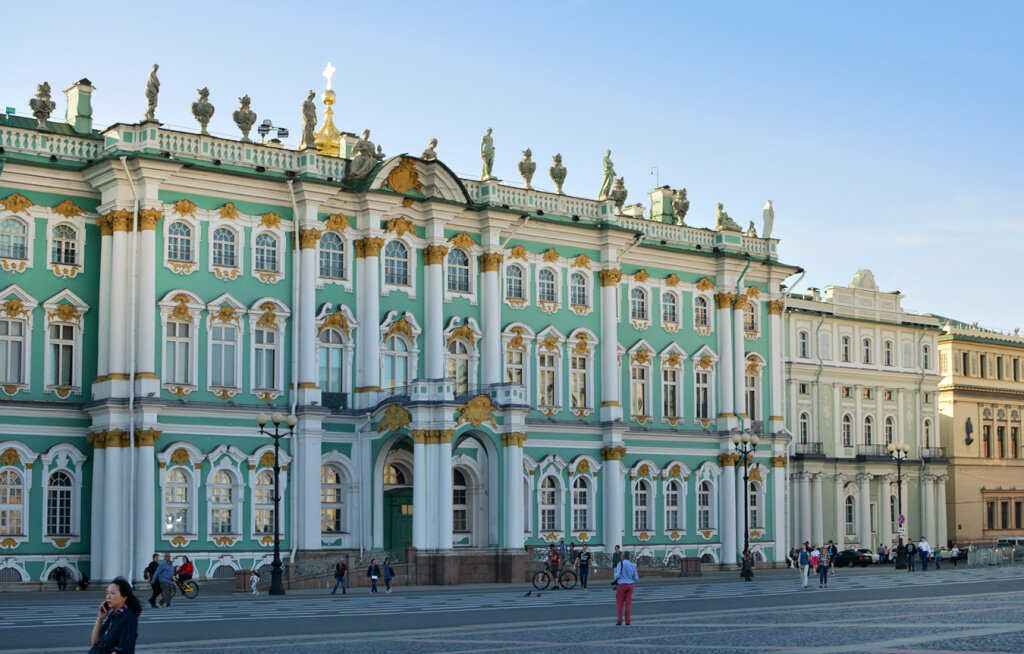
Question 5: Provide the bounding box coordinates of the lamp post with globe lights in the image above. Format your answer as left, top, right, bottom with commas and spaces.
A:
256, 411, 297, 595
888, 442, 910, 570
730, 431, 760, 564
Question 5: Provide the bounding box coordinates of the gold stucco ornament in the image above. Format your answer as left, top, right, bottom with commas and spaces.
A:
456, 395, 498, 429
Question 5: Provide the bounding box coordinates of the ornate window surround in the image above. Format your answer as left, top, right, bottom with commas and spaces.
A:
0, 285, 37, 395
566, 328, 597, 418
247, 444, 291, 543
0, 441, 38, 547
45, 217, 87, 279
443, 316, 482, 392
535, 326, 565, 416
158, 290, 204, 396
503, 260, 530, 310
316, 229, 354, 291
442, 244, 479, 305
320, 451, 356, 544
691, 344, 719, 427
163, 215, 199, 275
379, 310, 422, 388
502, 323, 534, 399
39, 443, 87, 548
247, 297, 291, 401
156, 442, 204, 548
380, 233, 420, 299
661, 461, 690, 538
315, 303, 358, 397
42, 290, 89, 398
205, 294, 246, 399
208, 217, 241, 281
628, 340, 655, 424
205, 445, 247, 544
658, 344, 687, 425
0, 212, 34, 273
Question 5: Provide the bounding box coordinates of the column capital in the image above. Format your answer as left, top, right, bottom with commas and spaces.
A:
355, 237, 385, 258
424, 244, 449, 265
299, 228, 323, 249
501, 432, 527, 447
857, 472, 873, 482
770, 455, 787, 467
86, 431, 108, 450
601, 445, 627, 461
718, 453, 741, 467
137, 208, 162, 231
481, 252, 504, 272
714, 292, 736, 309
834, 473, 847, 484
768, 300, 784, 315
598, 268, 622, 287
106, 209, 133, 232
95, 215, 113, 236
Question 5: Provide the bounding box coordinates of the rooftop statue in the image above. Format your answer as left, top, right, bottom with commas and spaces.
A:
762, 200, 774, 240
671, 188, 690, 225
143, 64, 160, 122
714, 203, 741, 232
300, 90, 317, 149
348, 129, 384, 179
518, 148, 536, 189
746, 221, 757, 237
29, 82, 56, 130
191, 87, 215, 136
549, 154, 567, 194
480, 127, 495, 180
421, 138, 438, 161
609, 177, 628, 211
598, 150, 615, 200
233, 95, 257, 143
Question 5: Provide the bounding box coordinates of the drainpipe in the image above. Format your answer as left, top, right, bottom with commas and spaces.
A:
499, 215, 530, 249
120, 156, 139, 581
286, 180, 300, 564
731, 257, 752, 429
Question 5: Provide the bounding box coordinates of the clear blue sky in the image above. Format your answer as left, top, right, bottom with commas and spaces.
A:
3, 1, 1021, 329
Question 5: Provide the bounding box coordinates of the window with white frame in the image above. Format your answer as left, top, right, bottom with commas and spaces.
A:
209, 469, 235, 534
845, 496, 856, 535
447, 249, 470, 293
452, 469, 468, 532
384, 241, 409, 286
569, 272, 588, 308
662, 292, 678, 325
163, 468, 190, 534
630, 288, 648, 321
212, 227, 237, 268
665, 479, 683, 531
890, 495, 898, 531
254, 470, 274, 534
884, 340, 894, 366
47, 323, 75, 387
165, 320, 192, 384
571, 476, 590, 531
694, 295, 710, 330
506, 346, 524, 384
743, 301, 757, 332
633, 479, 651, 531
45, 471, 72, 536
662, 365, 680, 420
799, 412, 810, 444
382, 335, 411, 390
539, 476, 559, 531
697, 480, 714, 529
745, 372, 758, 420
631, 362, 649, 418
903, 342, 913, 368
51, 225, 77, 266
922, 345, 931, 370
842, 414, 853, 447
862, 337, 872, 364
924, 419, 933, 447
166, 221, 193, 262
538, 351, 557, 407
695, 370, 711, 421
538, 269, 557, 303
210, 324, 238, 388
0, 218, 28, 260
506, 264, 525, 300
0, 318, 26, 384
819, 332, 832, 360
798, 331, 810, 358
864, 415, 874, 445
255, 233, 278, 272
321, 464, 345, 533
748, 481, 763, 528
447, 340, 470, 396
318, 328, 346, 393
885, 416, 895, 444
253, 327, 277, 390
319, 232, 345, 279
570, 351, 588, 411
841, 335, 852, 362
0, 469, 24, 536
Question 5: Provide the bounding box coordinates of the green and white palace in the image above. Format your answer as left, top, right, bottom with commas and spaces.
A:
0, 73, 808, 585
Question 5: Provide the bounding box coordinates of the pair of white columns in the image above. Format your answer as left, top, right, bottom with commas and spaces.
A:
411, 432, 454, 550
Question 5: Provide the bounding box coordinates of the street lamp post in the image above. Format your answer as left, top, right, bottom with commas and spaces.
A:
730, 431, 760, 565
888, 442, 910, 570
256, 411, 297, 596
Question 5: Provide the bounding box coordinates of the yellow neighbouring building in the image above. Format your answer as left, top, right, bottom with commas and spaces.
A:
936, 319, 1024, 546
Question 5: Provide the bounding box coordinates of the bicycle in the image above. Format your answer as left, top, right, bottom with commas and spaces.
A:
165, 575, 199, 600
532, 567, 577, 591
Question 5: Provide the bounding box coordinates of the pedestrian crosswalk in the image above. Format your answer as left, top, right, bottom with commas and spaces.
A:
3, 567, 1021, 630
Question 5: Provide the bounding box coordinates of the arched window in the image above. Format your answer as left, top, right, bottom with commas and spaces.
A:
163, 468, 190, 535
630, 288, 647, 321
0, 317, 25, 385
694, 296, 709, 329
841, 336, 852, 362
321, 465, 345, 533
569, 272, 588, 308
844, 496, 856, 535
743, 302, 756, 332
209, 470, 234, 534
799, 412, 810, 444
255, 233, 278, 272
51, 224, 77, 265
0, 469, 24, 536
506, 264, 524, 300
885, 417, 895, 445
571, 476, 590, 531
883, 340, 894, 367
212, 227, 237, 267
384, 241, 409, 286
662, 292, 678, 325
447, 339, 470, 396
0, 218, 28, 259
665, 479, 683, 531
381, 335, 411, 390
862, 338, 872, 364
167, 221, 192, 262
447, 249, 470, 293
922, 345, 931, 370
538, 269, 557, 303
452, 469, 468, 533
319, 232, 345, 279
382, 465, 406, 486
254, 470, 274, 534
539, 476, 559, 531
318, 328, 346, 393
633, 479, 651, 531
697, 480, 714, 530
842, 414, 853, 447
864, 415, 874, 445
45, 471, 72, 536
748, 481, 763, 528
798, 331, 809, 358
49, 323, 75, 387
924, 419, 933, 447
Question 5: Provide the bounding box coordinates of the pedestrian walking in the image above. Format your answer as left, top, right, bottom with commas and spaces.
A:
918, 537, 930, 571
951, 545, 960, 568
367, 559, 380, 593
331, 557, 347, 595
828, 540, 838, 575
55, 566, 68, 591
382, 557, 395, 594
741, 549, 754, 581
799, 543, 810, 589
810, 544, 820, 569
578, 545, 591, 589
90, 577, 141, 654
143, 554, 160, 608
250, 570, 260, 596
933, 544, 942, 569
906, 539, 917, 572
612, 544, 622, 569
154, 553, 174, 609
817, 548, 831, 588
613, 551, 639, 626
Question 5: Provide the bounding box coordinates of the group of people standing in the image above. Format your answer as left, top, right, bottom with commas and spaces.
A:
546, 539, 594, 589
794, 541, 839, 589
142, 553, 192, 609
329, 556, 395, 595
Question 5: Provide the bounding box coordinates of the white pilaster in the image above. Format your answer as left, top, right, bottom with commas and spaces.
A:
436, 437, 453, 550
732, 303, 746, 420
294, 417, 322, 549
922, 473, 935, 546
95, 225, 112, 384
599, 273, 621, 421
423, 251, 445, 379
879, 474, 892, 547
811, 473, 824, 547
858, 473, 872, 548
834, 474, 846, 545
936, 474, 948, 547
716, 295, 734, 422
134, 218, 158, 395
296, 243, 320, 405
412, 438, 428, 549
480, 254, 502, 385
108, 226, 129, 382
720, 455, 737, 565
89, 442, 105, 581
772, 461, 787, 561
103, 442, 123, 579
768, 305, 784, 429
798, 472, 810, 544
502, 436, 524, 547
601, 452, 624, 550
355, 239, 382, 407
133, 439, 155, 582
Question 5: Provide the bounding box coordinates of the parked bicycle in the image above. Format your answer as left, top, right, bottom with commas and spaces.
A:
164, 574, 199, 600
532, 566, 577, 591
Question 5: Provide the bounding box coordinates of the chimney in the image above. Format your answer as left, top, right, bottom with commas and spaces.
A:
64, 79, 95, 134
648, 186, 673, 223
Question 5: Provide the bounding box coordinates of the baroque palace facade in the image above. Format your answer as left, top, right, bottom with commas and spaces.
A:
0, 76, 799, 584
784, 272, 947, 552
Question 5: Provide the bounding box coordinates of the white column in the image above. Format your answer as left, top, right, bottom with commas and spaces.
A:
716, 294, 734, 420
502, 435, 524, 547
797, 472, 810, 545
599, 271, 622, 421
133, 434, 156, 582
732, 302, 746, 420
772, 460, 787, 562
811, 473, 824, 547
103, 437, 124, 579
95, 220, 112, 382
294, 418, 322, 550
108, 217, 130, 381
412, 435, 428, 549
601, 452, 624, 550
936, 474, 948, 547
897, 388, 906, 444
922, 473, 935, 546
854, 384, 863, 447
879, 474, 892, 548
423, 246, 446, 379
858, 473, 872, 548
480, 253, 503, 385
834, 474, 846, 545
436, 434, 454, 550
355, 238, 382, 406
768, 303, 784, 428
134, 214, 158, 395
89, 436, 106, 581
736, 461, 746, 554
297, 235, 320, 405
720, 455, 737, 565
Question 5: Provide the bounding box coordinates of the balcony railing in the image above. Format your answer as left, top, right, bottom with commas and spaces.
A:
922, 446, 947, 459
794, 442, 823, 455
857, 444, 890, 457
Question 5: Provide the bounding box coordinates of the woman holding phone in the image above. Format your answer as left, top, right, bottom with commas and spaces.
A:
90, 577, 141, 653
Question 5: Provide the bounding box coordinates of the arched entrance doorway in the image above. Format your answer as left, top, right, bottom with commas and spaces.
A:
452, 432, 500, 547
381, 442, 413, 551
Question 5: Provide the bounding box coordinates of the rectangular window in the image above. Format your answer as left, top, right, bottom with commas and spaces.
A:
695, 371, 710, 420
0, 319, 25, 384
1016, 501, 1023, 529
842, 386, 852, 398
798, 383, 809, 395
46, 482, 72, 536
211, 509, 232, 534
980, 355, 987, 378
1012, 427, 1020, 459
211, 325, 237, 388
962, 352, 970, 376
863, 388, 872, 400
666, 486, 679, 530
452, 487, 467, 532
254, 328, 277, 390
998, 426, 1006, 458
631, 366, 647, 418
538, 353, 556, 407
983, 425, 992, 458
572, 484, 588, 531
745, 374, 757, 421
505, 349, 524, 384
987, 501, 995, 529
48, 324, 75, 387
165, 321, 191, 384
662, 367, 679, 419
1001, 501, 1010, 529
570, 355, 587, 410
884, 390, 893, 401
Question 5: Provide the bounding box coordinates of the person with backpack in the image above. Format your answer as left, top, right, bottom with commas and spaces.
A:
799, 543, 810, 589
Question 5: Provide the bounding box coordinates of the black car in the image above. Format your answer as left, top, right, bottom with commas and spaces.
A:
833, 549, 873, 567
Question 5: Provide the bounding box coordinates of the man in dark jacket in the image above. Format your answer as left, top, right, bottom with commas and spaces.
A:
144, 553, 160, 608
331, 557, 347, 595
